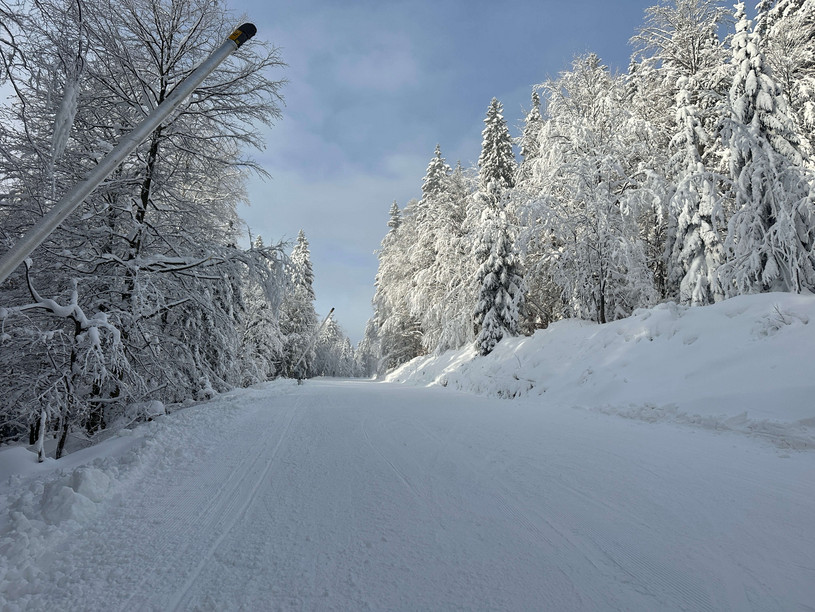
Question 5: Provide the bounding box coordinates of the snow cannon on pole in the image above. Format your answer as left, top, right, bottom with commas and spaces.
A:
0, 23, 258, 286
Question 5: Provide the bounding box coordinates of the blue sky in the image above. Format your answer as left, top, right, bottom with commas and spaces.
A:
237, 0, 664, 342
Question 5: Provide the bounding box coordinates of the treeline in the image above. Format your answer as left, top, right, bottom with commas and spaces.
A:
360, 0, 815, 374
0, 0, 355, 458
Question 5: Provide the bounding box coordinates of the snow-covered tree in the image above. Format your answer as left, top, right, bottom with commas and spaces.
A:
514, 90, 563, 332
631, 0, 732, 79
280, 230, 318, 378
0, 262, 140, 459
522, 55, 657, 324
425, 162, 479, 352
473, 194, 524, 356
408, 146, 479, 354
408, 146, 451, 350
517, 91, 544, 183
719, 2, 815, 294
478, 98, 517, 193
313, 319, 356, 378
473, 98, 523, 355
371, 202, 423, 371
757, 0, 815, 156
628, 0, 732, 151
238, 235, 286, 385
0, 0, 288, 450
290, 230, 316, 301
628, 0, 732, 299
421, 144, 451, 201
668, 77, 726, 304
355, 318, 381, 378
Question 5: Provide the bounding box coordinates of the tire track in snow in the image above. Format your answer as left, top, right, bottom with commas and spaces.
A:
162, 401, 300, 611
489, 469, 717, 611
360, 417, 425, 502
108, 397, 299, 611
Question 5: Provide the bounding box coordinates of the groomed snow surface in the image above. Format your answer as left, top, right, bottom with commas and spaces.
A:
1, 293, 814, 611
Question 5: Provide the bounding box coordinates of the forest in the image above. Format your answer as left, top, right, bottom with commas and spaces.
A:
360, 0, 815, 373
0, 0, 356, 459
1, 0, 813, 458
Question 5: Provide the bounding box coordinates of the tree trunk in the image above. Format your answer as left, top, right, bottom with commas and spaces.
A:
55, 417, 69, 460
85, 382, 107, 435
36, 408, 47, 463
57, 317, 82, 460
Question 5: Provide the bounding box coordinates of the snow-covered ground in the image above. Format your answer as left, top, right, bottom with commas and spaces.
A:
0, 293, 814, 610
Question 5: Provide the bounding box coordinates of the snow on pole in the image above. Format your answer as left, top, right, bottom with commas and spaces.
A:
0, 23, 258, 286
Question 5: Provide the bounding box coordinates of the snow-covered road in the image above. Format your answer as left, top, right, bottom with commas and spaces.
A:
3, 378, 814, 611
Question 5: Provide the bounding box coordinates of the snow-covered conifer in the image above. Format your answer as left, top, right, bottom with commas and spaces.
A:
669, 78, 726, 305
313, 320, 356, 377
473, 99, 523, 355
410, 146, 451, 305
759, 0, 815, 154
517, 91, 544, 183
421, 145, 452, 201
478, 98, 517, 193
628, 0, 732, 300
290, 230, 316, 302
280, 230, 318, 378
411, 146, 479, 354
473, 196, 524, 356
719, 2, 815, 294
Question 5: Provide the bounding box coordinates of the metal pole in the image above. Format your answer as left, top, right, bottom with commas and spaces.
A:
292, 307, 335, 377
0, 23, 258, 285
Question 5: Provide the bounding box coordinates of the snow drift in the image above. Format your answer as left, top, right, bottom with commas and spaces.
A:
387, 293, 815, 448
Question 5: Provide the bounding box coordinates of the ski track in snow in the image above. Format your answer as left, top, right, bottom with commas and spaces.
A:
1, 378, 814, 611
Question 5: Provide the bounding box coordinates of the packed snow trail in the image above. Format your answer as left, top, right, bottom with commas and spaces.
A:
2, 379, 814, 611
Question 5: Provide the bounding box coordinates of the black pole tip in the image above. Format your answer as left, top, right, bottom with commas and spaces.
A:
229, 23, 257, 48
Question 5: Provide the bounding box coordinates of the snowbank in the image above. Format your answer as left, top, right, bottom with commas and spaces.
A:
387, 293, 815, 448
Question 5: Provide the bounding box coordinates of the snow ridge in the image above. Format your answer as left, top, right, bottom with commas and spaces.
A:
387, 293, 815, 449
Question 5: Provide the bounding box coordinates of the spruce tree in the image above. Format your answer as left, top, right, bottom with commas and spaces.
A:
629, 0, 731, 301
478, 98, 517, 193
421, 145, 452, 201
669, 78, 726, 305
517, 91, 544, 183
281, 230, 318, 378
411, 145, 451, 292
473, 98, 523, 356
474, 199, 523, 356
290, 230, 316, 302
719, 2, 815, 294
387, 200, 401, 233
759, 0, 815, 153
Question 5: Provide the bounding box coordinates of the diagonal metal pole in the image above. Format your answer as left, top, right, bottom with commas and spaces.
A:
0, 23, 258, 285
291, 307, 335, 378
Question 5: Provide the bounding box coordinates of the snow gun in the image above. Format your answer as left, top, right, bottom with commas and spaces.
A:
0, 23, 258, 285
